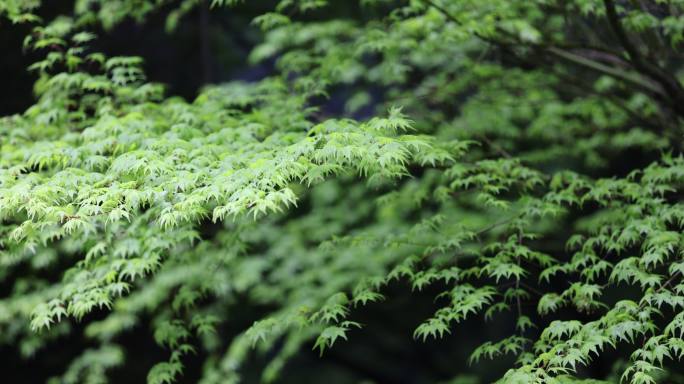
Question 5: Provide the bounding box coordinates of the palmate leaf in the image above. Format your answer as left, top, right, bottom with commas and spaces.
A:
312, 326, 345, 354
414, 317, 451, 342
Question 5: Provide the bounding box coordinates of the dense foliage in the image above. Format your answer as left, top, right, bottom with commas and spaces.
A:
3, 0, 684, 383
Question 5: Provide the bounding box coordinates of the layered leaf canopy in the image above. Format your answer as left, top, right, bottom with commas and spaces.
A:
2, 0, 684, 383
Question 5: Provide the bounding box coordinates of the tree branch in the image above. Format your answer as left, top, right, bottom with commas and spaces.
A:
603, 0, 684, 115
545, 46, 664, 95
423, 0, 666, 97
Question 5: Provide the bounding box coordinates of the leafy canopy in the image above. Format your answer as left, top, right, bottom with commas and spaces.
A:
2, 0, 684, 383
